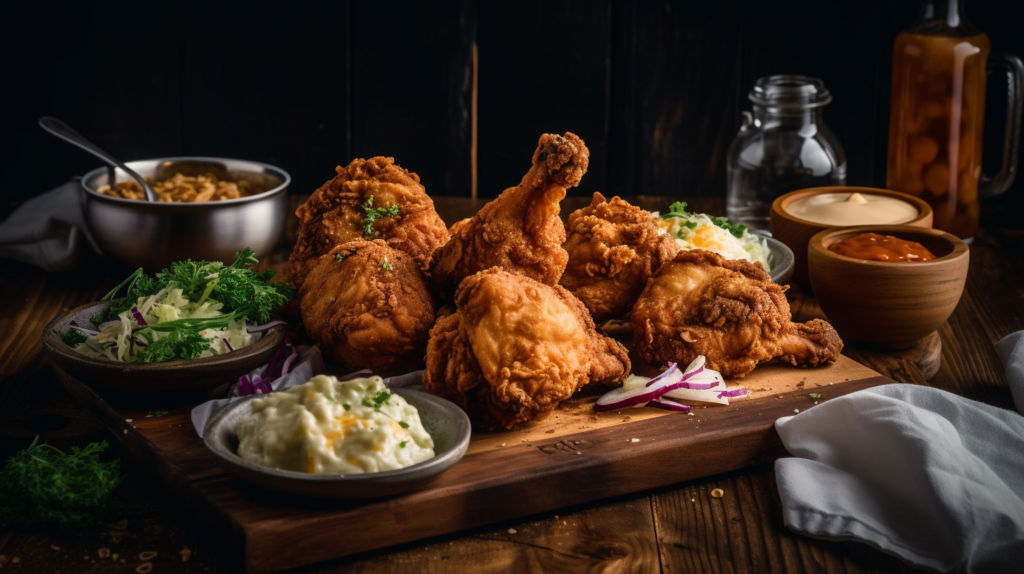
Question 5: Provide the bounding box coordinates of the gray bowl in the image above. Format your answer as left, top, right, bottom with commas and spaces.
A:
765, 237, 794, 284
203, 387, 471, 499
80, 157, 290, 271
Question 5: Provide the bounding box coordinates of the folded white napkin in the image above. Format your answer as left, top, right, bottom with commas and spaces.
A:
775, 355, 1024, 574
997, 331, 1024, 415
0, 180, 102, 271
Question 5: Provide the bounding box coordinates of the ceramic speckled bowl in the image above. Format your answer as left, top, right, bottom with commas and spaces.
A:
203, 387, 471, 499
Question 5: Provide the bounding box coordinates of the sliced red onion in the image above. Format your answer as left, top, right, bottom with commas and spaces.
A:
69, 323, 100, 336
280, 345, 298, 376
717, 388, 748, 399
596, 365, 683, 411
642, 363, 682, 388
237, 374, 254, 396
223, 338, 235, 352
262, 343, 297, 383
648, 397, 692, 412
663, 386, 730, 406
252, 375, 272, 394
130, 306, 148, 326
246, 320, 287, 333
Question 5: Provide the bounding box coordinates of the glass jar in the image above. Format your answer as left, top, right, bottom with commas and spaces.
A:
726, 75, 847, 230
886, 0, 1023, 240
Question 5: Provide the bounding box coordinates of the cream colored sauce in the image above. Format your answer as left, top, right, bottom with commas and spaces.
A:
785, 192, 919, 226
234, 375, 434, 475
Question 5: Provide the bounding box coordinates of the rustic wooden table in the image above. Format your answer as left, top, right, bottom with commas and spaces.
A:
1, 196, 1020, 573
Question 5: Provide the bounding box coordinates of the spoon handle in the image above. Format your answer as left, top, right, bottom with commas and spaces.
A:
38, 116, 158, 202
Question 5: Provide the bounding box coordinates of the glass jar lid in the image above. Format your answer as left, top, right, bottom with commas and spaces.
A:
749, 75, 832, 110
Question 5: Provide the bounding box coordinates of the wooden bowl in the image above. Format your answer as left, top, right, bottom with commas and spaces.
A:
771, 187, 933, 285
807, 225, 968, 349
42, 300, 287, 395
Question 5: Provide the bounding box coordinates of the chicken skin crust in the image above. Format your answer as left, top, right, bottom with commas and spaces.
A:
561, 193, 679, 322
429, 132, 589, 299
300, 239, 436, 377
288, 157, 448, 290
632, 250, 842, 378
424, 268, 631, 430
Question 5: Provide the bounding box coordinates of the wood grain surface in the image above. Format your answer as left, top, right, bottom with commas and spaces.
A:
1, 197, 1021, 574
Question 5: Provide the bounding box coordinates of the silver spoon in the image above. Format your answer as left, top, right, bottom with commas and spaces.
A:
38, 116, 159, 202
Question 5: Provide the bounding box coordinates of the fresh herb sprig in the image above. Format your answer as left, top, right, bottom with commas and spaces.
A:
707, 215, 749, 239
0, 438, 126, 529
661, 201, 749, 239
60, 328, 87, 348
360, 195, 400, 238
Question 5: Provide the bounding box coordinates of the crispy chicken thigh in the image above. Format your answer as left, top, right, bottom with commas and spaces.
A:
429, 132, 589, 299
561, 193, 679, 322
424, 268, 630, 430
300, 239, 436, 376
632, 250, 842, 378
288, 157, 448, 290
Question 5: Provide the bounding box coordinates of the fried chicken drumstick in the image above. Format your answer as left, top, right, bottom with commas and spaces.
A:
300, 239, 436, 376
424, 268, 630, 430
632, 250, 842, 378
429, 132, 589, 299
561, 193, 679, 322
288, 157, 448, 290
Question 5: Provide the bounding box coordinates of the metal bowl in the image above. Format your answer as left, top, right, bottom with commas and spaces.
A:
81, 157, 290, 271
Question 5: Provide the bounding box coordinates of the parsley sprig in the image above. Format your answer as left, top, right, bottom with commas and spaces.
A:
0, 438, 126, 528
60, 328, 87, 348
360, 195, 400, 238
661, 201, 749, 239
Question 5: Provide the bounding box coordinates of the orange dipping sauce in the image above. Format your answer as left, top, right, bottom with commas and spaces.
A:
829, 233, 937, 263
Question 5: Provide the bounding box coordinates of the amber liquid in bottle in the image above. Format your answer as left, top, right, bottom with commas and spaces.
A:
886, 31, 989, 238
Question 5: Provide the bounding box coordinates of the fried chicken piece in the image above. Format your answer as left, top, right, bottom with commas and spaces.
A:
429, 132, 589, 298
300, 239, 436, 376
632, 250, 842, 378
560, 193, 679, 322
424, 268, 630, 430
288, 157, 448, 290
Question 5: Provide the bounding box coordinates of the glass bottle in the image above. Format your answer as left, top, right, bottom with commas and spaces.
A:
886, 0, 1023, 239
727, 75, 847, 231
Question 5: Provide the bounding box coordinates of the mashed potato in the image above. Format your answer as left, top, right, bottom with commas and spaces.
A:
235, 375, 434, 475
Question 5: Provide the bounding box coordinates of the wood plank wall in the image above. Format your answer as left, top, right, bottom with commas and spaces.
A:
5, 0, 1022, 206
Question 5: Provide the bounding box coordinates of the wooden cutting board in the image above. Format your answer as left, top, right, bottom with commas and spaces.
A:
55, 355, 889, 573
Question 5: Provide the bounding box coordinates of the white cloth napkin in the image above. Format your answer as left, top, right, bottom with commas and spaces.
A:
997, 331, 1024, 415
774, 338, 1024, 574
189, 344, 425, 438
0, 180, 102, 271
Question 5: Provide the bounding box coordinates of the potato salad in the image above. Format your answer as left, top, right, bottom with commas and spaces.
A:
235, 375, 434, 475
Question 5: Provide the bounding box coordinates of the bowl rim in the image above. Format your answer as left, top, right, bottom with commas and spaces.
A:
80, 156, 292, 207
41, 298, 288, 373
772, 186, 934, 229
203, 387, 472, 484
809, 224, 969, 268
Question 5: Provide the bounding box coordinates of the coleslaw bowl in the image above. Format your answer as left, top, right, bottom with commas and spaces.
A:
42, 299, 286, 396
80, 157, 290, 272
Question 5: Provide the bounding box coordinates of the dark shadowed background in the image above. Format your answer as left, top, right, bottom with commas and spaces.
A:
3, 0, 1022, 211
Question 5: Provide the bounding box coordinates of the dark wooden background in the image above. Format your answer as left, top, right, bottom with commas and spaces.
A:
4, 0, 1023, 207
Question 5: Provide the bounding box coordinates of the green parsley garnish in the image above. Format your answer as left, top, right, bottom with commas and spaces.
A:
134, 329, 208, 363
399, 421, 410, 429
336, 253, 345, 263
360, 195, 400, 238
660, 201, 690, 219
399, 441, 408, 448
808, 393, 822, 399
684, 221, 698, 230
60, 328, 87, 348
343, 404, 351, 411
145, 410, 169, 418
380, 257, 393, 271
708, 215, 748, 239
361, 390, 392, 412
0, 438, 126, 528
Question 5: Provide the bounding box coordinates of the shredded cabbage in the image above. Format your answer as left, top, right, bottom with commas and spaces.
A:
653, 208, 772, 270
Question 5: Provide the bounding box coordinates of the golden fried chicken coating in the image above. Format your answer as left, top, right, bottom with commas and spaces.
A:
632, 250, 842, 378
429, 132, 589, 299
288, 157, 448, 290
424, 268, 630, 430
560, 193, 679, 322
300, 239, 436, 376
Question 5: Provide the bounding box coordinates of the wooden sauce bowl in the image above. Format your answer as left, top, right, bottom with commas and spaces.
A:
808, 225, 968, 349
771, 187, 933, 285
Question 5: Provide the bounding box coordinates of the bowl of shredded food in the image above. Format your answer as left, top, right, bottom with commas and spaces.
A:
653, 202, 793, 284
42, 249, 293, 394
80, 157, 290, 271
